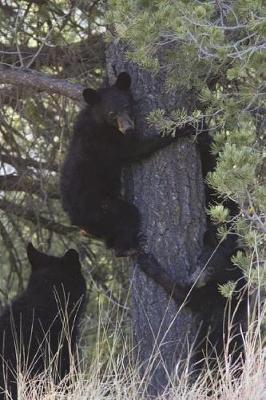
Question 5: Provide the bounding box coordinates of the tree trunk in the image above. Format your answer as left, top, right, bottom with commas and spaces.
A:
106, 41, 206, 395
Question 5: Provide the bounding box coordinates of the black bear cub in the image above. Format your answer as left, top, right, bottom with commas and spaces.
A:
60, 72, 175, 256
0, 243, 86, 400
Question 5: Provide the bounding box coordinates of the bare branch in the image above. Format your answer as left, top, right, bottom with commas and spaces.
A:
0, 220, 24, 292
0, 152, 58, 172
0, 175, 59, 199
0, 38, 104, 69
0, 65, 84, 101
0, 2, 16, 17
0, 198, 76, 235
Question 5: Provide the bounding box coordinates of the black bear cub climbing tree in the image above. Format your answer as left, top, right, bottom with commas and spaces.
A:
60, 72, 178, 256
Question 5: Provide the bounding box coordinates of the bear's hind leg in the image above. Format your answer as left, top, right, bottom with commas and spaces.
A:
103, 198, 142, 256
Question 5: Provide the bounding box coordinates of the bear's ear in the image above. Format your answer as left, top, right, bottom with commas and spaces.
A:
82, 88, 101, 105
115, 72, 131, 91
27, 242, 45, 271
63, 249, 81, 272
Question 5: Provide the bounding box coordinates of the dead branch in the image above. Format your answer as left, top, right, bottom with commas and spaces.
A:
0, 38, 104, 70
0, 198, 76, 235
0, 65, 83, 101
0, 152, 58, 172
0, 175, 59, 199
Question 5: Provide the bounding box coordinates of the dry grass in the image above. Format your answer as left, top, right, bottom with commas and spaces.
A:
11, 340, 265, 400
2, 300, 266, 399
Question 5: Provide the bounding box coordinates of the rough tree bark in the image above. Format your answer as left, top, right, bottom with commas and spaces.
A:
106, 41, 206, 394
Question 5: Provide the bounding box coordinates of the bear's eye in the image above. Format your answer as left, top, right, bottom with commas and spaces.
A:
108, 111, 116, 118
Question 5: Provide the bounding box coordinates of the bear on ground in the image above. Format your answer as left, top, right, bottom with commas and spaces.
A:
60, 72, 179, 257
0, 243, 86, 400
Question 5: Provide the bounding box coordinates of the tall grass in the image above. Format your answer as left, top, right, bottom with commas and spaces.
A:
3, 297, 266, 400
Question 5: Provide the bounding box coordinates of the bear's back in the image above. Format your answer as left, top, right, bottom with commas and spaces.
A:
0, 245, 86, 399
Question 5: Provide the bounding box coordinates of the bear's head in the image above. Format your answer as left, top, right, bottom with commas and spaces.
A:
26, 242, 86, 304
82, 72, 134, 134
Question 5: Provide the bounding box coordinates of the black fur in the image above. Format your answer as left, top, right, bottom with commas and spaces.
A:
190, 234, 247, 367
136, 242, 246, 365
60, 72, 176, 256
0, 243, 86, 400
185, 127, 247, 365
197, 139, 245, 363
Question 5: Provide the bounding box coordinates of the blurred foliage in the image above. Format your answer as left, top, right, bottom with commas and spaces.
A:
108, 0, 266, 295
